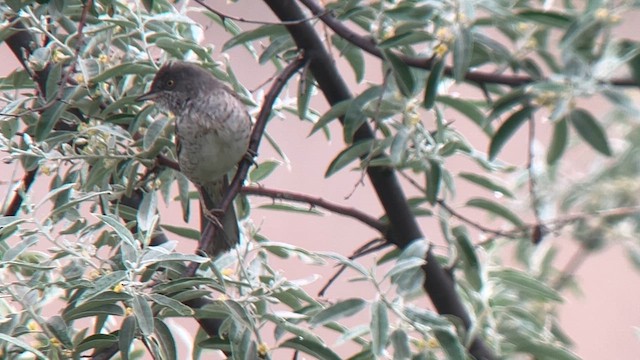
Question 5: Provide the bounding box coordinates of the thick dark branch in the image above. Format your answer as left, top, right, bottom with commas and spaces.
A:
298, 0, 638, 88
264, 1, 495, 359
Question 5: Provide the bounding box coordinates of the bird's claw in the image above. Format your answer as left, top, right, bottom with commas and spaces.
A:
204, 209, 224, 229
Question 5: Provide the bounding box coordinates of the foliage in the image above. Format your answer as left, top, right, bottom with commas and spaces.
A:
0, 0, 639, 359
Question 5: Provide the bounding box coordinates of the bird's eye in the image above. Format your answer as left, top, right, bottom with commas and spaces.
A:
166, 79, 175, 87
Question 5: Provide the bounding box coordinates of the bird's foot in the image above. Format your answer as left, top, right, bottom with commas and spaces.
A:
244, 149, 258, 166
204, 208, 224, 229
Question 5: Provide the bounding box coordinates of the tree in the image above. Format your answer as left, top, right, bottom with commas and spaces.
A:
1, 0, 639, 359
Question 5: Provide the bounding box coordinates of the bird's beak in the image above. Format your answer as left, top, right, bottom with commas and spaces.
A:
136, 90, 159, 102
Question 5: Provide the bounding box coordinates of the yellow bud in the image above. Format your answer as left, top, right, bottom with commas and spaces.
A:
257, 342, 269, 356
40, 165, 52, 176
436, 28, 452, 42
113, 282, 125, 293
434, 43, 449, 58
594, 8, 609, 21
52, 49, 69, 63
27, 321, 39, 331
217, 294, 229, 301
125, 307, 133, 316
427, 337, 439, 348
221, 268, 234, 276
98, 54, 109, 63
74, 73, 84, 83
88, 269, 101, 279
50, 337, 61, 347
525, 38, 538, 50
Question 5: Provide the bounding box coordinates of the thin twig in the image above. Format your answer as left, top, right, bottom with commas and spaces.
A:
552, 245, 588, 290
241, 185, 386, 232
194, 0, 327, 26
437, 199, 521, 239
526, 113, 546, 244
318, 238, 389, 297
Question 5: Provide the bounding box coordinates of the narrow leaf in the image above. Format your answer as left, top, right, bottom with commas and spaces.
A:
547, 118, 569, 165
370, 300, 389, 357
132, 294, 154, 336
488, 106, 535, 160
384, 49, 416, 97
569, 108, 611, 156
491, 269, 563, 302
423, 58, 446, 109
325, 140, 373, 177
280, 337, 341, 360
119, 316, 136, 360
466, 197, 526, 228
458, 172, 514, 198
309, 298, 367, 327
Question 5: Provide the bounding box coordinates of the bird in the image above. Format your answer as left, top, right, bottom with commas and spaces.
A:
137, 61, 251, 257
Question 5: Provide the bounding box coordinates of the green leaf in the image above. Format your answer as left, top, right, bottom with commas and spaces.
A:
46, 316, 73, 349
390, 329, 411, 360
132, 294, 154, 336
160, 224, 199, 241
452, 226, 482, 290
426, 159, 441, 204
325, 139, 373, 177
343, 86, 384, 143
458, 172, 514, 198
150, 294, 194, 316
280, 337, 341, 360
390, 127, 409, 165
75, 334, 118, 354
383, 49, 416, 97
96, 214, 135, 244
512, 337, 580, 360
309, 298, 367, 327
263, 314, 323, 344
488, 106, 535, 160
297, 70, 315, 120
491, 269, 563, 302
423, 58, 446, 109
452, 26, 473, 82
154, 318, 177, 360
119, 316, 136, 360
137, 191, 157, 232
310, 99, 351, 135
436, 95, 489, 133
0, 333, 46, 359
258, 203, 323, 215
568, 108, 611, 156
332, 35, 365, 83
489, 87, 532, 121
466, 197, 526, 228
379, 31, 434, 48
143, 117, 170, 151
547, 118, 569, 165
223, 24, 288, 51
370, 300, 389, 357
517, 10, 573, 28
434, 330, 466, 360
249, 160, 280, 182
90, 63, 156, 84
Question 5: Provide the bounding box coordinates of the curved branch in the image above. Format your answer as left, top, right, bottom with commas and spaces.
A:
241, 185, 386, 232
298, 0, 638, 88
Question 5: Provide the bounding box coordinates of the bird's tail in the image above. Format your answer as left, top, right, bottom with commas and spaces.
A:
198, 176, 240, 257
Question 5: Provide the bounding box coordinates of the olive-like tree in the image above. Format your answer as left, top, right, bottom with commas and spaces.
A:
1, 0, 639, 359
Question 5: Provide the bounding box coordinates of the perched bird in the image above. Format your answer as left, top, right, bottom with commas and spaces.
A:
137, 61, 251, 256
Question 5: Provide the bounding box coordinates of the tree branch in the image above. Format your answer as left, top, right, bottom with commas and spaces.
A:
241, 185, 387, 232
263, 1, 495, 358
298, 0, 638, 88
